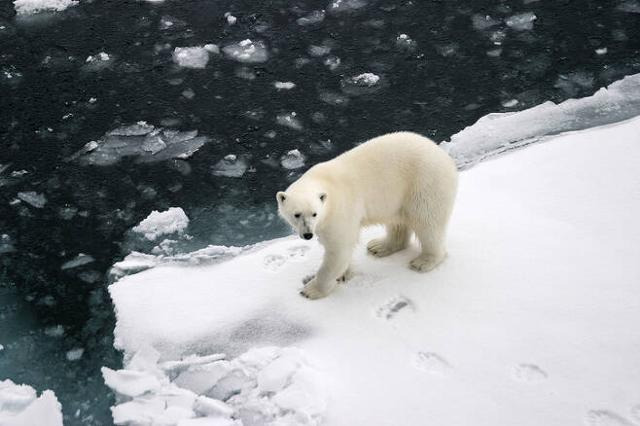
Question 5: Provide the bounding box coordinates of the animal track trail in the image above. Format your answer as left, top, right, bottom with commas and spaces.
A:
375, 295, 413, 320
287, 245, 310, 260
512, 363, 548, 383
585, 410, 634, 426
412, 352, 451, 376
263, 254, 286, 271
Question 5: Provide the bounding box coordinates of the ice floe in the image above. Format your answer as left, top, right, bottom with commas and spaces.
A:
107, 115, 640, 426
274, 81, 296, 90
13, 0, 77, 15
276, 112, 303, 131
173, 45, 218, 69
505, 12, 537, 31
16, 191, 47, 208
297, 10, 325, 26
0, 380, 63, 426
132, 208, 190, 241
222, 40, 269, 64
69, 122, 209, 166
280, 149, 306, 169
443, 72, 640, 168
211, 154, 249, 178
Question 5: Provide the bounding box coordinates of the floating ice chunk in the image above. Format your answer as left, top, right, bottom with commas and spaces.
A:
443, 73, 640, 168
83, 52, 113, 71
13, 0, 77, 15
280, 149, 306, 169
71, 122, 209, 165
297, 10, 325, 26
502, 99, 519, 108
17, 191, 47, 208
505, 12, 537, 31
319, 91, 349, 107
0, 234, 15, 255
323, 56, 341, 70
222, 39, 269, 64
274, 81, 296, 90
235, 66, 256, 80
133, 207, 189, 241
173, 46, 214, 69
341, 73, 384, 95
395, 33, 417, 51
211, 154, 249, 178
327, 0, 367, 14
554, 71, 594, 96
66, 348, 84, 361
472, 14, 501, 30
276, 112, 303, 131
308, 45, 331, 57
101, 367, 162, 397
595, 47, 608, 55
0, 381, 63, 426
224, 12, 237, 25
61, 253, 95, 270
44, 325, 65, 337
617, 0, 640, 13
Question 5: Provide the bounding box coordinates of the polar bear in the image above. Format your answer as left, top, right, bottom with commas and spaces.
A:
276, 131, 458, 299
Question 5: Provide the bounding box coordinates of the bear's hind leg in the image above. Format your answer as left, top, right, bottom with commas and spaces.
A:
367, 224, 410, 257
410, 225, 446, 272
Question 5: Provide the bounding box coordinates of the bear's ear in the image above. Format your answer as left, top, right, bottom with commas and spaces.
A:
319, 192, 327, 203
277, 191, 287, 204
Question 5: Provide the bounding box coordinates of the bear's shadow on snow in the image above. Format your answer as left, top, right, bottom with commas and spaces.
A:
200, 311, 312, 357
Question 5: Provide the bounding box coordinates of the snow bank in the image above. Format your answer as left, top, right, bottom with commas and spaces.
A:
13, 0, 77, 15
102, 346, 325, 426
0, 380, 63, 426
443, 72, 640, 168
108, 116, 640, 425
132, 208, 189, 241
69, 122, 209, 166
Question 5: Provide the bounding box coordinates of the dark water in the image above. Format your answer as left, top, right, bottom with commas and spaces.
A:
1, 0, 639, 423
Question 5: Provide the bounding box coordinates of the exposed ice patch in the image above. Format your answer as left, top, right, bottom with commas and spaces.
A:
17, 191, 47, 208
276, 112, 303, 131
13, 0, 77, 15
222, 40, 269, 64
224, 12, 237, 25
173, 45, 218, 69
395, 33, 417, 51
83, 52, 114, 71
443, 73, 640, 168
103, 347, 325, 426
505, 12, 537, 31
133, 208, 189, 241
0, 380, 63, 426
211, 154, 249, 178
69, 122, 209, 166
280, 150, 306, 169
297, 10, 325, 26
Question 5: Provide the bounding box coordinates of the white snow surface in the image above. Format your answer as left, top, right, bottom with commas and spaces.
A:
13, 0, 77, 15
132, 207, 189, 241
109, 116, 640, 425
0, 380, 63, 426
443, 72, 640, 168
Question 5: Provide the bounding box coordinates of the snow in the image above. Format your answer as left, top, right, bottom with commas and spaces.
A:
132, 208, 190, 241
222, 40, 269, 64
108, 114, 640, 426
70, 122, 209, 166
173, 46, 217, 69
443, 72, 640, 168
13, 0, 77, 15
0, 380, 63, 426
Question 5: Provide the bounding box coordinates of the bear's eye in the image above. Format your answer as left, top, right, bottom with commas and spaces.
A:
294, 213, 301, 219
312, 213, 317, 217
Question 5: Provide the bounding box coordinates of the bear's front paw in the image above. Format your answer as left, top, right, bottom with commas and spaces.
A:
302, 274, 315, 285
300, 278, 331, 300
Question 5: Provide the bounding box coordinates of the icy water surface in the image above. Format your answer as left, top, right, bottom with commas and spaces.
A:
1, 0, 640, 423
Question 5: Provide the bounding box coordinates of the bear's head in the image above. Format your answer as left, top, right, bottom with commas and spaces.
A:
276, 190, 327, 240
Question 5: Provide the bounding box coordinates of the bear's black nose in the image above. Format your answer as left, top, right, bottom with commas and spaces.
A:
303, 233, 313, 240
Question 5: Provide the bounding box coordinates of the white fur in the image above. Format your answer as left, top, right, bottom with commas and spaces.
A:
277, 131, 458, 299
